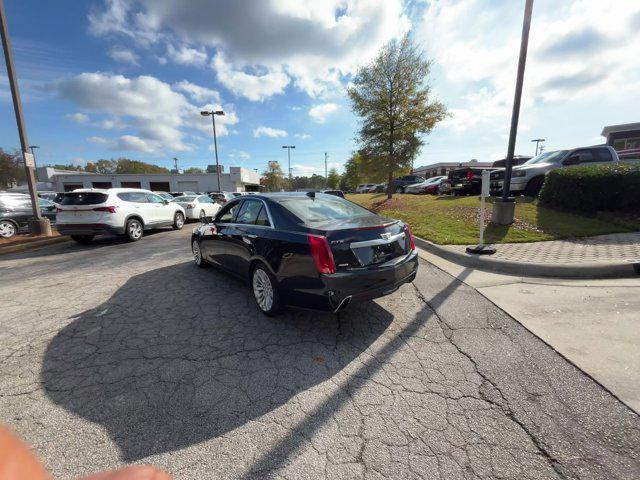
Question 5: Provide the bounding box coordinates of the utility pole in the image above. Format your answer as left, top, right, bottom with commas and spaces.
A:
1, 0, 50, 235
492, 0, 534, 226
200, 110, 224, 192
531, 138, 545, 156
173, 157, 179, 172
282, 145, 295, 189
324, 152, 328, 186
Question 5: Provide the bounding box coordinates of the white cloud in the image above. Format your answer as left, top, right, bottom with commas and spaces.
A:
212, 53, 289, 101
237, 151, 251, 160
174, 80, 220, 103
295, 133, 312, 140
55, 72, 238, 153
253, 126, 288, 138
88, 135, 109, 144
108, 47, 139, 65
66, 112, 89, 123
309, 103, 339, 123
166, 44, 208, 67
88, 0, 409, 99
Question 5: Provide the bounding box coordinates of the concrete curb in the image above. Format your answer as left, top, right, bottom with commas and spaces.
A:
0, 236, 70, 255
414, 236, 640, 279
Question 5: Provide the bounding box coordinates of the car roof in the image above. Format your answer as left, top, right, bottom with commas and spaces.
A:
69, 188, 153, 194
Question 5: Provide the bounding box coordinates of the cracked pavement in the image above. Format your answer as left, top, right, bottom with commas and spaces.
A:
0, 228, 639, 479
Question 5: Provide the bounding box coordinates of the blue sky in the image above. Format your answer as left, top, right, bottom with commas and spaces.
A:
1, 0, 639, 175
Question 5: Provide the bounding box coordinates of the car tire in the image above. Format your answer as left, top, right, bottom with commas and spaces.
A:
173, 212, 185, 230
192, 239, 207, 268
251, 263, 281, 316
525, 176, 545, 197
124, 218, 144, 242
395, 186, 404, 194
71, 234, 94, 244
0, 220, 18, 239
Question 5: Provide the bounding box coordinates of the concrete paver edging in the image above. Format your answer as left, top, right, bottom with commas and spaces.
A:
414, 236, 640, 279
0, 236, 70, 255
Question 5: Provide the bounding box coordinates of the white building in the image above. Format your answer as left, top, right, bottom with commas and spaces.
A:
36, 167, 261, 193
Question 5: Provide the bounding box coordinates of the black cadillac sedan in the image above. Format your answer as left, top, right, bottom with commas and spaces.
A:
191, 192, 418, 315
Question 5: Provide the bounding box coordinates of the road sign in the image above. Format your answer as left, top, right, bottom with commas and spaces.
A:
22, 151, 35, 168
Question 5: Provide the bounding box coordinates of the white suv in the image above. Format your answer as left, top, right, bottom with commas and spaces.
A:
56, 188, 186, 243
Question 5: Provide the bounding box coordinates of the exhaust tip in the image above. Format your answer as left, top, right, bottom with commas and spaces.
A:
333, 295, 352, 313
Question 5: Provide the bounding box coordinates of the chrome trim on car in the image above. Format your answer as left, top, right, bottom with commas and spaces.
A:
350, 232, 405, 249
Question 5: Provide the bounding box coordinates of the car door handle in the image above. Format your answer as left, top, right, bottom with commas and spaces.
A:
243, 234, 258, 239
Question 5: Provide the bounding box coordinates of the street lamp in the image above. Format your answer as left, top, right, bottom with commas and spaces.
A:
282, 145, 295, 188
29, 145, 39, 165
492, 0, 534, 226
531, 138, 545, 156
201, 110, 224, 192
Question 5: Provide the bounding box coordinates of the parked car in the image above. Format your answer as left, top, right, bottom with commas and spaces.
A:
169, 191, 196, 198
172, 194, 221, 221
56, 188, 186, 243
37, 191, 58, 201
390, 175, 426, 193
320, 189, 345, 198
372, 183, 387, 193
405, 176, 448, 194
208, 192, 239, 205
355, 183, 377, 194
438, 179, 452, 195
0, 197, 56, 238
153, 191, 174, 201
191, 192, 418, 315
489, 146, 619, 197
448, 168, 493, 196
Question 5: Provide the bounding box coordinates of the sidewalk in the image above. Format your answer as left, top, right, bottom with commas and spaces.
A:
417, 232, 640, 278
416, 245, 640, 414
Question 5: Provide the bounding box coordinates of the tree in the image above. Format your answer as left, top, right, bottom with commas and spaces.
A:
48, 164, 85, 172
114, 158, 169, 174
341, 152, 362, 191
0, 148, 25, 189
184, 167, 205, 174
260, 162, 285, 192
347, 34, 447, 198
326, 168, 341, 189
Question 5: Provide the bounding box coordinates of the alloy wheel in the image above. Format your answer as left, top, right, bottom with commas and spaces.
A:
176, 213, 184, 228
0, 221, 16, 238
253, 268, 274, 312
129, 220, 142, 240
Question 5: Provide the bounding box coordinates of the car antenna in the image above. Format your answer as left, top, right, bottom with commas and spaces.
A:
306, 191, 316, 199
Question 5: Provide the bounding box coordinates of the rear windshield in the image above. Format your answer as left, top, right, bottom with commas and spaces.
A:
279, 195, 372, 223
60, 192, 108, 205
174, 196, 196, 202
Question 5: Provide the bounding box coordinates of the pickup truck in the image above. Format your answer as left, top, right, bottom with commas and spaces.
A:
391, 175, 426, 193
489, 145, 619, 197
447, 167, 494, 196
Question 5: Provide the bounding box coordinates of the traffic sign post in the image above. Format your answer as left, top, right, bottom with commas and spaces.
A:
466, 170, 496, 255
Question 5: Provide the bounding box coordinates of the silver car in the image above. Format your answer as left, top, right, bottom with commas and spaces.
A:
490, 146, 619, 197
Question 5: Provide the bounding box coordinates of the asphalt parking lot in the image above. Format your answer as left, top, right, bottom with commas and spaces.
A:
1, 227, 639, 479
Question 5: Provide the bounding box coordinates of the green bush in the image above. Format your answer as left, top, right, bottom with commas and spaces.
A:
540, 163, 640, 214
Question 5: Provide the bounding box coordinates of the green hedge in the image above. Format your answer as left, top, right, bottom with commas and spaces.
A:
540, 163, 640, 213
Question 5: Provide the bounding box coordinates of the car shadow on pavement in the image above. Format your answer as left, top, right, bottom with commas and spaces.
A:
40, 261, 394, 462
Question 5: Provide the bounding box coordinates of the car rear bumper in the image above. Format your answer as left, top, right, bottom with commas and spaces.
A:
284, 250, 419, 312
56, 223, 124, 235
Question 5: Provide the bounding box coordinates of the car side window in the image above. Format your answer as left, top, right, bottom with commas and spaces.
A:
255, 206, 270, 227
235, 200, 263, 224
570, 149, 595, 164
596, 148, 613, 162
217, 201, 242, 223
147, 193, 164, 203
198, 195, 211, 203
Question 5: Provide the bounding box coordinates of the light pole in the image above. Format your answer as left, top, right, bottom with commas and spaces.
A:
531, 138, 545, 156
492, 0, 534, 226
1, 0, 50, 235
201, 110, 224, 192
29, 145, 39, 166
282, 145, 295, 189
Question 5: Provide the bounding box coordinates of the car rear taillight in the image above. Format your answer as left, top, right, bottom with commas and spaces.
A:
308, 235, 336, 274
405, 224, 416, 251
93, 206, 117, 213
56, 207, 63, 213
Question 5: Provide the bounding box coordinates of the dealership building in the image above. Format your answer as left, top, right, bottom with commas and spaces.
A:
601, 122, 640, 151
36, 166, 261, 193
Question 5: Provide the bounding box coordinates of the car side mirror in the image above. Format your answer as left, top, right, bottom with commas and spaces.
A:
163, 199, 169, 205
